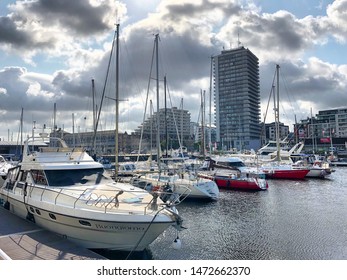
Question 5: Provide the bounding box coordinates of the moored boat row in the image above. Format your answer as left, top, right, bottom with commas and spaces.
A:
0, 132, 338, 256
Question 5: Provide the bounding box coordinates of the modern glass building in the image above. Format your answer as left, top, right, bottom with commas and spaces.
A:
214, 46, 261, 150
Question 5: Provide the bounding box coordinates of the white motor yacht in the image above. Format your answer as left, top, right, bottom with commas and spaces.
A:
0, 134, 183, 252
257, 140, 290, 155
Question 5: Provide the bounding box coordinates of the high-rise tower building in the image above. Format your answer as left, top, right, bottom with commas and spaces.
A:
214, 46, 261, 150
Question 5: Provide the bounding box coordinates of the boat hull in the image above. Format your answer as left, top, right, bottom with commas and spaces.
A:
135, 174, 220, 201
214, 177, 268, 191
198, 173, 268, 191
172, 179, 220, 200
262, 169, 309, 180
306, 168, 331, 178
0, 194, 175, 252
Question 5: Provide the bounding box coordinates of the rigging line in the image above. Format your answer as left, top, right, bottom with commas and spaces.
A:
278, 70, 303, 143
120, 38, 139, 132
157, 37, 170, 94
92, 29, 117, 151
166, 79, 183, 151
277, 70, 290, 121
122, 37, 151, 106
260, 68, 277, 139
125, 206, 166, 260
137, 36, 156, 163
280, 69, 306, 122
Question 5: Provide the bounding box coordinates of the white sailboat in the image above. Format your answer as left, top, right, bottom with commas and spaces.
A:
151, 35, 219, 201
258, 65, 309, 180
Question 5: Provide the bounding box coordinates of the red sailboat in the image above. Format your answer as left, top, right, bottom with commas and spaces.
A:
260, 164, 309, 180
197, 157, 268, 191
199, 172, 268, 191
258, 65, 310, 180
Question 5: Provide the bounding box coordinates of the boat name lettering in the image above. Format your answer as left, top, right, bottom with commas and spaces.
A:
95, 224, 145, 231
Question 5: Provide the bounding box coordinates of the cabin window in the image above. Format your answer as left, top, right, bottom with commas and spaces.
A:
31, 170, 48, 186
16, 171, 29, 189
5, 166, 21, 190
44, 168, 112, 187
19, 171, 29, 182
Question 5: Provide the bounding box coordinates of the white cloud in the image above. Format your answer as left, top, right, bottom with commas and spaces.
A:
0, 87, 7, 95
1, 0, 347, 140
326, 0, 347, 40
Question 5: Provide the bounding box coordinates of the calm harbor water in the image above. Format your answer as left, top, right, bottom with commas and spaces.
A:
2, 167, 345, 260
143, 166, 347, 260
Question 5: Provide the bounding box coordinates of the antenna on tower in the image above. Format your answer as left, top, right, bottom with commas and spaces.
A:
237, 29, 241, 47
234, 21, 242, 47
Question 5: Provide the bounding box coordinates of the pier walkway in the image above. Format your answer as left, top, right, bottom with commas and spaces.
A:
0, 207, 106, 260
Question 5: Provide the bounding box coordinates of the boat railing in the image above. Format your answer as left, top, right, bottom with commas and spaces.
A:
24, 183, 178, 215
39, 147, 85, 153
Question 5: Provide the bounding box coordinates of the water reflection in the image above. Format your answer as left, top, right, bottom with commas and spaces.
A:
149, 168, 347, 260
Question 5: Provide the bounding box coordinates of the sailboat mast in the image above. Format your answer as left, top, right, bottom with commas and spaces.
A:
311, 107, 315, 154
164, 75, 168, 158
275, 64, 280, 161
72, 113, 75, 148
201, 89, 205, 157
150, 100, 153, 155
209, 56, 213, 155
92, 30, 117, 156
92, 78, 96, 155
53, 103, 57, 138
180, 98, 183, 156
114, 23, 120, 178
20, 107, 23, 156
155, 34, 161, 173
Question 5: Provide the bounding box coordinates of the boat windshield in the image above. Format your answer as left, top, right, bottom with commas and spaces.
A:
217, 161, 245, 168
44, 168, 113, 187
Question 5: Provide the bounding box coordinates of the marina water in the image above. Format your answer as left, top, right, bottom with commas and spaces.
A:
140, 167, 347, 260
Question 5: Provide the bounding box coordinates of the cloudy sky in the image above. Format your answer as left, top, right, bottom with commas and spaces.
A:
1, 0, 347, 141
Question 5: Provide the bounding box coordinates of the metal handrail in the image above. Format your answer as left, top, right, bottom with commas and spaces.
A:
23, 183, 177, 216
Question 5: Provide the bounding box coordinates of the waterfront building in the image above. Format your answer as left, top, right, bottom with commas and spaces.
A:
262, 122, 290, 142
317, 108, 347, 137
61, 129, 144, 155
213, 46, 261, 151
134, 106, 192, 150
294, 107, 347, 153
